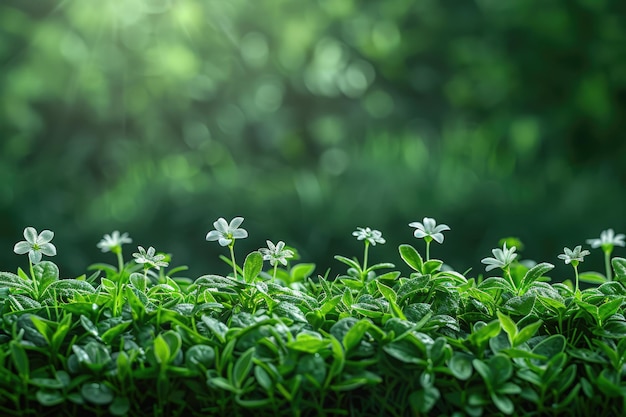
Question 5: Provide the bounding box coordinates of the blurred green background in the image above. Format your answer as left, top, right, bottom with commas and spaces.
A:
2, 0, 626, 280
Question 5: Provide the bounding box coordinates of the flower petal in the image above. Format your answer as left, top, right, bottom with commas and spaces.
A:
24, 227, 38, 244
38, 230, 54, 244
229, 217, 245, 230
39, 243, 57, 257
231, 229, 248, 239
14, 241, 31, 255
413, 230, 427, 239
408, 222, 424, 230
29, 250, 42, 264
206, 230, 222, 241
213, 218, 229, 233
218, 237, 232, 246
431, 233, 444, 244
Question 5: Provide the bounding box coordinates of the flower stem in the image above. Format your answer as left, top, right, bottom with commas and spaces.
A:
229, 244, 238, 280
29, 260, 39, 298
116, 251, 125, 276
425, 240, 431, 261
604, 250, 612, 281
362, 241, 370, 280
272, 263, 278, 282
574, 265, 580, 295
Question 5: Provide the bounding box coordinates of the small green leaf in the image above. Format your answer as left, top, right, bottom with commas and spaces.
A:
448, 353, 473, 380
0, 271, 32, 292
520, 262, 554, 291
579, 272, 607, 284
287, 333, 331, 354
232, 348, 255, 388
598, 298, 623, 322
399, 244, 423, 273
290, 263, 316, 282
497, 312, 517, 346
423, 260, 443, 274
109, 396, 130, 416
410, 386, 440, 413
153, 334, 171, 365
10, 342, 29, 378
342, 319, 370, 352
491, 392, 514, 415
36, 390, 65, 406
254, 365, 273, 391
514, 319, 543, 346
612, 257, 626, 280
376, 281, 397, 303
81, 382, 114, 405
243, 251, 263, 284
334, 256, 362, 272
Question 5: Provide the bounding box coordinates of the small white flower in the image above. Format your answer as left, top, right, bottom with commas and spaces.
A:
481, 243, 518, 272
409, 217, 450, 244
13, 227, 57, 264
352, 227, 386, 246
586, 229, 625, 250
206, 217, 248, 247
132, 246, 169, 270
97, 231, 132, 253
259, 240, 294, 266
558, 245, 590, 265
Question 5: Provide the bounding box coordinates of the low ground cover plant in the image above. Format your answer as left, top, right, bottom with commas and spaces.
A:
1, 218, 626, 416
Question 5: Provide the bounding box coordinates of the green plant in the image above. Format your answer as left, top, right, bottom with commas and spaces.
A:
1, 219, 625, 416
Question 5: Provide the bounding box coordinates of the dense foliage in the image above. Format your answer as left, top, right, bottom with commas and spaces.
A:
1, 221, 626, 416
2, 0, 626, 277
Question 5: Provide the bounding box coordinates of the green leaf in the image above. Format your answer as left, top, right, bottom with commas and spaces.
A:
334, 255, 362, 272
10, 342, 29, 378
33, 261, 59, 288
520, 262, 554, 291
290, 263, 316, 282
489, 354, 513, 382
376, 281, 397, 303
612, 257, 626, 280
342, 319, 370, 352
109, 396, 130, 416
531, 335, 566, 365
598, 297, 623, 322
497, 311, 517, 346
0, 271, 32, 292
491, 392, 514, 415
81, 383, 114, 405
185, 345, 215, 371
254, 365, 273, 391
154, 334, 171, 365
232, 348, 255, 388
423, 259, 443, 274
243, 251, 263, 284
514, 319, 543, 346
448, 353, 473, 380
399, 244, 423, 273
579, 272, 607, 284
410, 386, 440, 413
36, 390, 65, 406
287, 333, 331, 354
201, 316, 228, 343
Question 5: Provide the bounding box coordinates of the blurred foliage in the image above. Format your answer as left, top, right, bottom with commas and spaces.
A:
1, 0, 626, 279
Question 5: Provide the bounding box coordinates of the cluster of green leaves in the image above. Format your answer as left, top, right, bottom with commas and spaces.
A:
2, 233, 626, 416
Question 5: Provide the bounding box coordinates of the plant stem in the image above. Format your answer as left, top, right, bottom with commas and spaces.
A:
362, 241, 370, 281
229, 244, 238, 280
29, 260, 39, 298
574, 265, 580, 296
116, 250, 125, 276
425, 240, 431, 261
272, 263, 278, 282
604, 250, 612, 281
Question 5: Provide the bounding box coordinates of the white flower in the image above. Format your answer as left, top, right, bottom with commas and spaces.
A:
13, 227, 57, 264
409, 217, 450, 244
206, 217, 248, 247
558, 245, 590, 265
132, 246, 169, 270
259, 240, 294, 266
586, 229, 625, 250
352, 227, 386, 246
97, 231, 132, 253
481, 243, 518, 272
